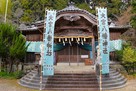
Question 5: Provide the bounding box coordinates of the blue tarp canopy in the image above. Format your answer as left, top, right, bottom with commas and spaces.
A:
26, 39, 122, 53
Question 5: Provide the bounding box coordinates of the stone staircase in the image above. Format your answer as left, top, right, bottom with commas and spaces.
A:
19, 70, 99, 90
100, 69, 127, 90
19, 69, 127, 90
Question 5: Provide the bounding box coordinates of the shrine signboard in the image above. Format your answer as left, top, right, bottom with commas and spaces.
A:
97, 8, 110, 74
43, 10, 56, 76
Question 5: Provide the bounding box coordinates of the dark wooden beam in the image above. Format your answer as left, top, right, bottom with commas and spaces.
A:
55, 26, 92, 32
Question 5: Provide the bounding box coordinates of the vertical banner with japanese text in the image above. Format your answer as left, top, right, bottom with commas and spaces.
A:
97, 8, 110, 74
43, 10, 56, 76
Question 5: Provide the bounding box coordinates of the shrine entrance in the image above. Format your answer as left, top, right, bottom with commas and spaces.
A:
54, 36, 96, 66
56, 44, 89, 63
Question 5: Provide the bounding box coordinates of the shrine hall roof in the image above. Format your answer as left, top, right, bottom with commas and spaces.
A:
18, 3, 130, 31
57, 2, 97, 24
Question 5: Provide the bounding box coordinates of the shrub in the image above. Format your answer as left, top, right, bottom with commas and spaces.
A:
0, 71, 25, 79
122, 47, 136, 64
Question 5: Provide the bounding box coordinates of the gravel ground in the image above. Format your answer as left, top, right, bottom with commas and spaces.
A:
0, 78, 136, 91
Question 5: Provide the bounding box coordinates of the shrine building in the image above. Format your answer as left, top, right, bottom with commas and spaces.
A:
19, 3, 129, 65
18, 3, 130, 90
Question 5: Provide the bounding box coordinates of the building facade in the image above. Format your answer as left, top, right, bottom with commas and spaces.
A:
19, 3, 129, 65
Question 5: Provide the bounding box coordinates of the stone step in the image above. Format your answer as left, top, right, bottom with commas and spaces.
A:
102, 79, 127, 87
19, 79, 99, 88
46, 81, 98, 84
19, 69, 127, 90
47, 77, 97, 81
22, 76, 98, 84
45, 88, 100, 91
45, 84, 99, 88
18, 81, 41, 89
19, 81, 99, 91
99, 74, 122, 80
50, 75, 97, 78
23, 75, 47, 80
20, 79, 44, 87
100, 76, 126, 83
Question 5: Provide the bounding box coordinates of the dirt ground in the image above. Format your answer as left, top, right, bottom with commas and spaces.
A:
0, 78, 136, 91
0, 79, 38, 91
107, 79, 136, 91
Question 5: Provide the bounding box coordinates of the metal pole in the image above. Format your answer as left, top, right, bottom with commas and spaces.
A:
99, 63, 102, 91
4, 0, 9, 23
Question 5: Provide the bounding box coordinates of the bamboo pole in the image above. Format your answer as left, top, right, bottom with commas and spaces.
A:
99, 63, 102, 91
95, 7, 102, 91
39, 8, 47, 91
4, 0, 9, 23
39, 64, 43, 90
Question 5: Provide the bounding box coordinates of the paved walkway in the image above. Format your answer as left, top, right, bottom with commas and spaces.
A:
54, 63, 95, 73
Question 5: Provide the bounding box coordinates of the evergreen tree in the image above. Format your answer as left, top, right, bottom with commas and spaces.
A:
18, 0, 68, 23
0, 23, 28, 73
131, 0, 136, 29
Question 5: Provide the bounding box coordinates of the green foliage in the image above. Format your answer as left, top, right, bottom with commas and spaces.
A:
107, 0, 123, 17
115, 43, 136, 74
0, 71, 24, 79
115, 50, 123, 62
53, 0, 68, 10
130, 16, 136, 29
0, 23, 28, 73
131, 0, 136, 13
77, 3, 95, 14
9, 33, 27, 60
0, 23, 15, 57
130, 0, 136, 29
122, 46, 136, 63
115, 43, 136, 63
9, 0, 132, 24
19, 0, 54, 23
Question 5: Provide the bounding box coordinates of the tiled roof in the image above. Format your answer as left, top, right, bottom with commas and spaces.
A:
57, 2, 97, 22
109, 25, 131, 29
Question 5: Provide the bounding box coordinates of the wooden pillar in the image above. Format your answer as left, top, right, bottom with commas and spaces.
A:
92, 36, 96, 64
